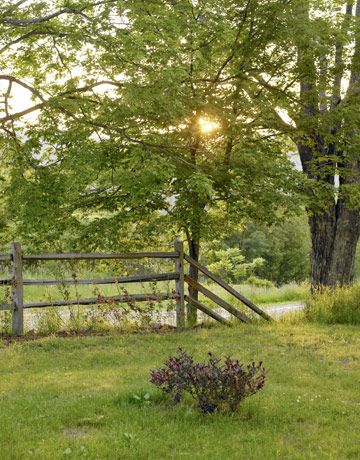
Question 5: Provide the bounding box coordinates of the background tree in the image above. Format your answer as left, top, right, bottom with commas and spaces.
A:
206, 247, 265, 284
0, 0, 303, 325
218, 214, 311, 285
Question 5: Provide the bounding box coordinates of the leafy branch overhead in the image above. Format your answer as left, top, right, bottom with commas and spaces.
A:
0, 0, 303, 254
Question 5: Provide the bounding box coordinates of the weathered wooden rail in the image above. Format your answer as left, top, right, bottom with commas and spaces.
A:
0, 240, 271, 335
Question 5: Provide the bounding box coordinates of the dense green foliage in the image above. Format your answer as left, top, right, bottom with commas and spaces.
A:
1, 324, 359, 459
219, 214, 311, 285
0, 0, 303, 254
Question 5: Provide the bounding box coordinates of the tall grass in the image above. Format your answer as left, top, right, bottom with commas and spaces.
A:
208, 281, 308, 306
305, 284, 360, 325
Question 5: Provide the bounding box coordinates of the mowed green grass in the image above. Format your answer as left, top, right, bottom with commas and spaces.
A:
1, 324, 359, 460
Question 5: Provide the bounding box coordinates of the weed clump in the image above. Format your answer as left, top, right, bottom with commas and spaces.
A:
306, 285, 360, 325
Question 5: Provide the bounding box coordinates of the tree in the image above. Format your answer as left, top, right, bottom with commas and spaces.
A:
296, 0, 360, 287
0, 0, 302, 324
220, 215, 311, 285
235, 0, 360, 287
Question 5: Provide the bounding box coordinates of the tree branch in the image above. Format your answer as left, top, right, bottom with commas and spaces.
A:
0, 75, 44, 100
0, 29, 66, 54
3, 80, 20, 144
0, 80, 124, 123
208, 0, 252, 87
249, 108, 296, 138
0, 102, 45, 122
1, 1, 116, 27
331, 2, 353, 109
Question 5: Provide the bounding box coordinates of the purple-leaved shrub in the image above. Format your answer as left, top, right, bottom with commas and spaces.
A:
150, 348, 266, 414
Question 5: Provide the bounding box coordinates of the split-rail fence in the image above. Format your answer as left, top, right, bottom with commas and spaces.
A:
0, 241, 271, 335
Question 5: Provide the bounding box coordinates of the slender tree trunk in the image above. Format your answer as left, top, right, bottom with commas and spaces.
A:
186, 115, 202, 326
186, 233, 200, 327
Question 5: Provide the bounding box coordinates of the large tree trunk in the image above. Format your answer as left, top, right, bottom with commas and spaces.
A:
309, 205, 360, 287
298, 141, 360, 288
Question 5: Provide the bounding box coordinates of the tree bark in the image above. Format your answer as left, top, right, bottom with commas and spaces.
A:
328, 204, 360, 286
308, 209, 336, 287
309, 205, 360, 288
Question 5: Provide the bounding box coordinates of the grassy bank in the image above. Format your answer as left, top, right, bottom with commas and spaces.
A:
1, 323, 359, 459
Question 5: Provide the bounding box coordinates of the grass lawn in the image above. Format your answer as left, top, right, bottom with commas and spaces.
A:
0, 323, 359, 459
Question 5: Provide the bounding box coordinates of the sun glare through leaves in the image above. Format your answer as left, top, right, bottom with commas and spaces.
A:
198, 116, 220, 134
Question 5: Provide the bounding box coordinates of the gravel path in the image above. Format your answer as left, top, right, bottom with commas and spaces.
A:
265, 302, 305, 318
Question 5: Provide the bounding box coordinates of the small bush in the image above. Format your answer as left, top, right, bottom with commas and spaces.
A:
246, 276, 275, 288
305, 284, 360, 325
150, 348, 265, 414
207, 248, 265, 283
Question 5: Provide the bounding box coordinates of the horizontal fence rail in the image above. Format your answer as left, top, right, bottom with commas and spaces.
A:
22, 272, 179, 286
22, 252, 178, 260
23, 293, 176, 309
0, 252, 178, 261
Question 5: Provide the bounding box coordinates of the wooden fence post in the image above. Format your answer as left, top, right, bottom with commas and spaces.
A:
174, 239, 185, 329
11, 242, 24, 335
